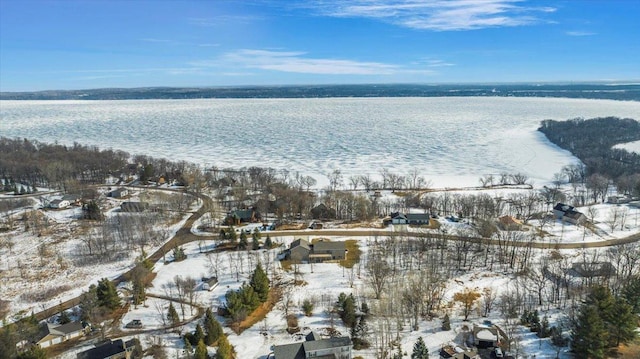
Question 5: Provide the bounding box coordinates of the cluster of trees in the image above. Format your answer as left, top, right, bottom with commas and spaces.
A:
79, 278, 122, 322
0, 314, 46, 359
336, 293, 370, 350
183, 309, 234, 359
572, 285, 638, 358
223, 264, 269, 323
539, 117, 640, 179
0, 137, 208, 192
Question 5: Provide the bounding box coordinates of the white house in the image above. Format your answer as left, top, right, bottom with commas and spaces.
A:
49, 199, 70, 209
36, 322, 87, 348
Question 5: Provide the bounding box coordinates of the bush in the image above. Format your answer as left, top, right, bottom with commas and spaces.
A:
302, 299, 314, 316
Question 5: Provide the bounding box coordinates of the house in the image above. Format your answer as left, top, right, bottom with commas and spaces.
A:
201, 277, 219, 291
472, 323, 501, 348
439, 344, 479, 359
569, 261, 615, 279
607, 195, 632, 204
109, 188, 129, 198
49, 199, 70, 209
62, 194, 82, 205
286, 238, 347, 263
552, 203, 586, 225
288, 238, 312, 262
390, 212, 408, 225
76, 339, 136, 359
406, 213, 431, 225
310, 203, 337, 220
390, 212, 430, 225
120, 201, 149, 212
310, 240, 347, 262
226, 208, 259, 225
36, 321, 87, 348
497, 215, 523, 231
272, 331, 352, 359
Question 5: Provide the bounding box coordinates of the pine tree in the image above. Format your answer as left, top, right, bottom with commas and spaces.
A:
228, 227, 237, 245
251, 228, 261, 250
572, 305, 608, 359
96, 278, 121, 309
184, 339, 194, 358
204, 308, 224, 345
194, 339, 208, 359
607, 297, 637, 346
264, 235, 272, 249
239, 231, 248, 250
302, 299, 314, 316
215, 335, 233, 359
442, 313, 451, 331
167, 302, 180, 325
58, 310, 71, 324
194, 324, 205, 346
622, 275, 640, 314
341, 294, 356, 328
411, 337, 428, 359
250, 263, 270, 303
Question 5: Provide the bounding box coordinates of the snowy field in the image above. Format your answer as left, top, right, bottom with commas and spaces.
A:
2, 97, 640, 188
89, 237, 577, 359
0, 188, 196, 321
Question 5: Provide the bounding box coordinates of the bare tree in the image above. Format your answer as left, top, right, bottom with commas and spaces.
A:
366, 252, 392, 300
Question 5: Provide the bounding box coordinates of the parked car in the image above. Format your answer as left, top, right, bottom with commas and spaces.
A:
125, 319, 143, 329
494, 347, 504, 358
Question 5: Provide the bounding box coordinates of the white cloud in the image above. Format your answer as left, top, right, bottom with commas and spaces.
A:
200, 49, 400, 75
566, 31, 596, 36
305, 0, 555, 31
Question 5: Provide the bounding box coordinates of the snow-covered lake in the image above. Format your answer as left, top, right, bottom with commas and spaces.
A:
2, 97, 639, 188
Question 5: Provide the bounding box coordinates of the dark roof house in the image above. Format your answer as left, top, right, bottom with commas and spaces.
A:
76, 339, 136, 359
273, 331, 352, 359
286, 239, 346, 263
553, 203, 586, 225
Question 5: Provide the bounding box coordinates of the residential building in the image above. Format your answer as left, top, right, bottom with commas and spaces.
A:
36, 322, 87, 348
49, 199, 70, 209
285, 238, 347, 263
76, 339, 136, 359
273, 331, 352, 359
552, 203, 586, 225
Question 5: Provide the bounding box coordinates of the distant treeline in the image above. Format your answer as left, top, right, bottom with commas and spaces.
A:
0, 137, 194, 191
1, 83, 639, 100
538, 117, 640, 178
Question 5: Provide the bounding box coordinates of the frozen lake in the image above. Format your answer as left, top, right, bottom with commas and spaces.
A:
2, 97, 639, 188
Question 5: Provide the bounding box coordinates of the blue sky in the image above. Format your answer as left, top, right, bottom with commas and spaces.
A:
0, 0, 638, 91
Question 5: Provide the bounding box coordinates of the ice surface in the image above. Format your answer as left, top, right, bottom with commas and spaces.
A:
2, 97, 639, 188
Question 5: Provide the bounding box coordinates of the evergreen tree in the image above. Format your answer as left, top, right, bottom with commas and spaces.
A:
83, 200, 103, 220
194, 339, 208, 359
607, 297, 637, 346
572, 305, 608, 359
302, 299, 314, 316
621, 275, 640, 314
239, 231, 248, 250
249, 263, 270, 303
228, 227, 237, 245
19, 185, 26, 195
173, 246, 187, 261
252, 228, 261, 250
194, 324, 205, 346
96, 278, 121, 309
441, 313, 451, 331
341, 294, 357, 328
167, 302, 180, 325
411, 337, 429, 359
58, 310, 71, 325
264, 235, 272, 249
215, 335, 233, 359
184, 339, 194, 359
538, 315, 550, 338
204, 308, 224, 345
